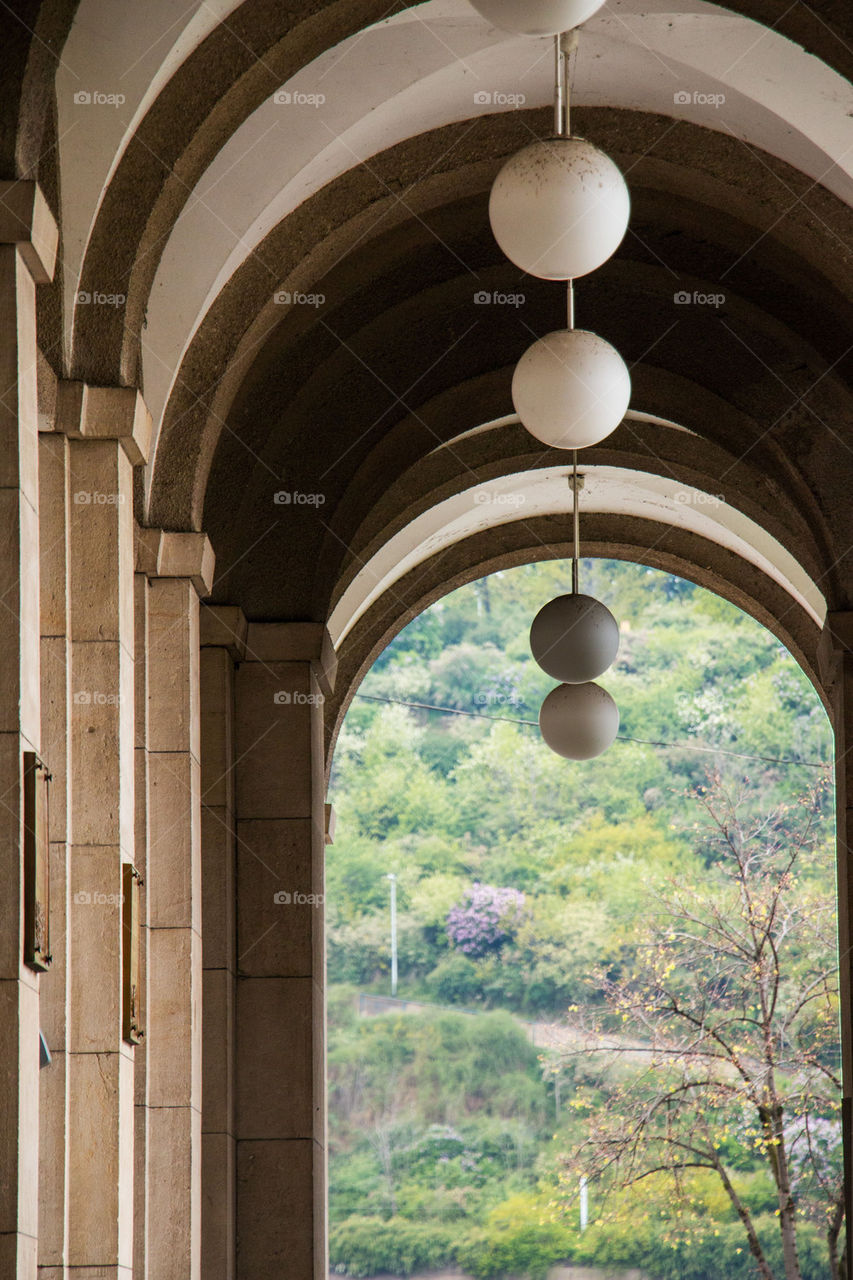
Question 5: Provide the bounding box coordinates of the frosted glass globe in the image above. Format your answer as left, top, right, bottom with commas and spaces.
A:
530, 593, 619, 682
513, 328, 631, 448
539, 681, 619, 759
469, 0, 606, 35
489, 137, 630, 280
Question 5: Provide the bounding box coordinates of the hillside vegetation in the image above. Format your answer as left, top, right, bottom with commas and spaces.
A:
327, 561, 838, 1279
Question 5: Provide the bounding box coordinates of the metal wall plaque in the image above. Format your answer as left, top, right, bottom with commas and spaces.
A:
23, 751, 51, 972
122, 863, 144, 1044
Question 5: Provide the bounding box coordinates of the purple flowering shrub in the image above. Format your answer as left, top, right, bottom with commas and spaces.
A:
446, 883, 526, 958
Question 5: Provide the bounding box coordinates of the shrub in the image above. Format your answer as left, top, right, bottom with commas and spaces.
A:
447, 883, 526, 958
427, 951, 483, 1005
457, 1219, 573, 1280
329, 1215, 457, 1277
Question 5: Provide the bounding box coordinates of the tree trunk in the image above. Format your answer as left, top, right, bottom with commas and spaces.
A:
829, 1195, 846, 1280
714, 1158, 776, 1280
760, 1103, 801, 1279
778, 1201, 801, 1280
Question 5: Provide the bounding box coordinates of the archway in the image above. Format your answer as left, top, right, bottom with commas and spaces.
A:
324, 554, 838, 1278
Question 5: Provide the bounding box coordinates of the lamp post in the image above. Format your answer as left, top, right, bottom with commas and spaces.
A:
387, 873, 398, 997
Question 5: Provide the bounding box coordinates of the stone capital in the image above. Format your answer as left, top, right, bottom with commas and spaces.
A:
56, 381, 152, 465
0, 180, 58, 283
135, 528, 216, 597
243, 622, 337, 695
200, 604, 248, 659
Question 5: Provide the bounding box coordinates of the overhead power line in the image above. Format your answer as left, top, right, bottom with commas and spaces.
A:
354, 693, 827, 769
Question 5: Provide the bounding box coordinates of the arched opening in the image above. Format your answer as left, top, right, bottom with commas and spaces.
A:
326, 557, 839, 1278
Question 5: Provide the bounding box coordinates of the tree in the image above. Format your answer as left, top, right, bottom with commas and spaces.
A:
446, 883, 527, 958
563, 775, 844, 1280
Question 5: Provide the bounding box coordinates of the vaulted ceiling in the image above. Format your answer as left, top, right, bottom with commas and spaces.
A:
7, 0, 853, 699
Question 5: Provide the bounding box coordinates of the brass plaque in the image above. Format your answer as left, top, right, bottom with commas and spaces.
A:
23, 752, 51, 972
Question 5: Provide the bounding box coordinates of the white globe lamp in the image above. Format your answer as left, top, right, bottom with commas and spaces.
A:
489, 137, 630, 280
469, 0, 606, 35
513, 328, 630, 448
530, 594, 619, 682
539, 681, 619, 759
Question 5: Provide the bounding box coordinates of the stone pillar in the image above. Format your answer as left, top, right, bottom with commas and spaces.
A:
0, 181, 57, 1277
199, 607, 247, 1279
57, 380, 151, 1278
140, 529, 215, 1280
233, 624, 335, 1279
133, 557, 151, 1278
37, 424, 70, 1279
825, 612, 853, 1236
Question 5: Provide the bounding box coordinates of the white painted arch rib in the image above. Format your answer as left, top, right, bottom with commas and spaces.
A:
326, 457, 827, 649
55, 0, 245, 367
139, 0, 853, 444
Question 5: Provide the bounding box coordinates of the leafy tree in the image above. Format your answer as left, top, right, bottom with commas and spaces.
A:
563, 775, 843, 1280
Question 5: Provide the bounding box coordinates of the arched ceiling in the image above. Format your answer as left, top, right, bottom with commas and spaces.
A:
327, 443, 827, 650
8, 0, 853, 675
53, 0, 853, 399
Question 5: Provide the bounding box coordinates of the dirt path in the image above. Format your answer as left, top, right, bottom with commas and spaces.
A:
356, 992, 650, 1059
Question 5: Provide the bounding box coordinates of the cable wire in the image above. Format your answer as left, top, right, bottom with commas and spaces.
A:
354, 693, 826, 769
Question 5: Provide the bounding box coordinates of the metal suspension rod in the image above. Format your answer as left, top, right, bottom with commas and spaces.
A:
560, 29, 579, 138
572, 451, 580, 595
554, 35, 565, 137
567, 279, 575, 330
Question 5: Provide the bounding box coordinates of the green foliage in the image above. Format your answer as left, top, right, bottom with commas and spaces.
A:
329, 1216, 458, 1277
457, 1218, 574, 1280
327, 559, 838, 1278
571, 1213, 831, 1280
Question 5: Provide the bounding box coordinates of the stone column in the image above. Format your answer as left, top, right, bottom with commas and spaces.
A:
199, 606, 247, 1279
140, 529, 214, 1280
37, 423, 70, 1279
0, 181, 57, 1277
57, 380, 151, 1278
233, 623, 335, 1280
133, 556, 151, 1278
825, 612, 853, 1236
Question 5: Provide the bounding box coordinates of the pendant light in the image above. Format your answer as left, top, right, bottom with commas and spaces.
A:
488, 35, 629, 282
467, 0, 626, 761
469, 0, 607, 37
536, 462, 620, 759
530, 459, 620, 683
512, 282, 631, 449
539, 679, 620, 759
